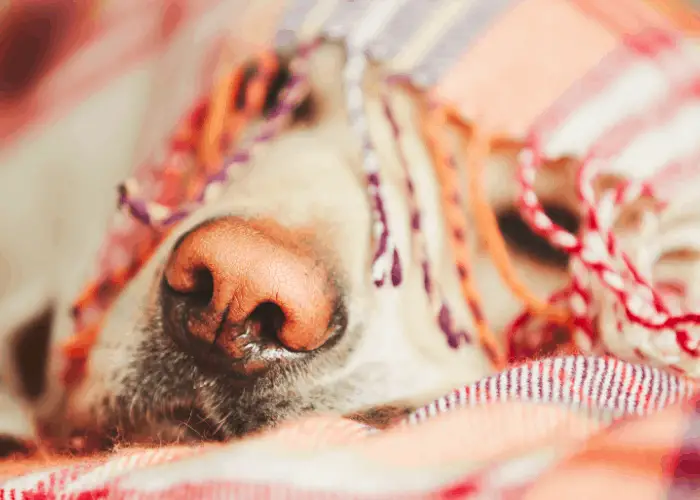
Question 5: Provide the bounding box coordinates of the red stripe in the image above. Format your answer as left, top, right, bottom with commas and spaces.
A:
107, 481, 435, 499
532, 29, 676, 139
585, 77, 700, 164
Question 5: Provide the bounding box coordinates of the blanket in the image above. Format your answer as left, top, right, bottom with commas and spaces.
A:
2, 355, 698, 498
3, 1, 700, 498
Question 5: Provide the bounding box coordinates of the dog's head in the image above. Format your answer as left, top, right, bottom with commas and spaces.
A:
11, 42, 579, 447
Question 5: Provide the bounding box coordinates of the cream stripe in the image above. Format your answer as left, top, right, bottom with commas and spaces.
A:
610, 100, 700, 180
552, 357, 564, 403
389, 0, 476, 73
572, 356, 585, 408
369, 0, 438, 60
627, 365, 642, 415
540, 358, 553, 404
324, 0, 373, 40
595, 363, 622, 409
509, 365, 520, 398
542, 54, 672, 159
298, 0, 339, 41
276, 0, 317, 37
588, 358, 610, 407
520, 363, 530, 400
411, 0, 520, 85
347, 0, 408, 49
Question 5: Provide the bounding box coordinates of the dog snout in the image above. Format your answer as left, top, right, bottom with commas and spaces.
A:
161, 217, 339, 373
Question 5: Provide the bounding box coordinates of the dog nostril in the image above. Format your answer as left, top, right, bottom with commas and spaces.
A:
178, 267, 215, 309
244, 301, 286, 342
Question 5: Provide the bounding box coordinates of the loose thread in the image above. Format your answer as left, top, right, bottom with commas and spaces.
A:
60, 49, 302, 386
463, 123, 571, 327
344, 49, 402, 288
381, 85, 468, 348
199, 61, 243, 176
226, 51, 280, 152
422, 102, 504, 369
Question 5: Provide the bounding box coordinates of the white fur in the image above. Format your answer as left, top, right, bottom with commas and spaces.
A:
0, 41, 572, 444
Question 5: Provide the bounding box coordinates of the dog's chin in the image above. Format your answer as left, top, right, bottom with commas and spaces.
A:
100, 406, 228, 451
40, 396, 228, 455
53, 316, 361, 452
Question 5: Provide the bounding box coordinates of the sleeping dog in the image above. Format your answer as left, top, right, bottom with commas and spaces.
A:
0, 42, 579, 452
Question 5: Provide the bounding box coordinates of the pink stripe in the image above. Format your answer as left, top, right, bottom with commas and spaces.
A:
572, 0, 678, 34
532, 29, 677, 139
577, 75, 700, 182
651, 145, 700, 199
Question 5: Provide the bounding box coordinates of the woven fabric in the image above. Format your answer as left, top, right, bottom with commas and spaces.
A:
512, 28, 700, 376
275, 0, 679, 137
61, 0, 700, 375
2, 356, 698, 498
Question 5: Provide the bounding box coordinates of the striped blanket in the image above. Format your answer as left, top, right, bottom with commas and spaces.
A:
4, 1, 700, 498
2, 356, 699, 498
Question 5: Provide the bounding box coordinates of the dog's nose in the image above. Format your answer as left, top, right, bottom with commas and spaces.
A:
162, 217, 336, 366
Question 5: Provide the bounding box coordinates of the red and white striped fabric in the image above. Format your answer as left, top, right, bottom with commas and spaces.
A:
515, 29, 700, 377
1, 356, 698, 498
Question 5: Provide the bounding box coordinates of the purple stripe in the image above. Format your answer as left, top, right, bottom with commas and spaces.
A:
390, 247, 402, 286
322, 0, 374, 40
406, 356, 696, 425
410, 0, 521, 86
668, 395, 700, 499
368, 0, 436, 61
125, 200, 151, 226
162, 210, 190, 226
275, 0, 319, 47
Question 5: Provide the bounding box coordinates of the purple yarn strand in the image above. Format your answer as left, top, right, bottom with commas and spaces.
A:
344, 49, 402, 288
118, 45, 316, 228
381, 86, 471, 347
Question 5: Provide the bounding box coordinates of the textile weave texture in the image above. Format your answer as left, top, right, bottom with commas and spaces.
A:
2, 356, 699, 498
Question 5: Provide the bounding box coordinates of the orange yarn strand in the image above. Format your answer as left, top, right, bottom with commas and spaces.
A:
199, 50, 279, 175
225, 51, 280, 146
423, 103, 505, 369
62, 57, 269, 382
199, 66, 243, 175
464, 126, 570, 325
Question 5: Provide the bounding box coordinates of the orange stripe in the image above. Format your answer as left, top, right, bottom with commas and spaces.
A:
572, 0, 677, 34
642, 0, 700, 35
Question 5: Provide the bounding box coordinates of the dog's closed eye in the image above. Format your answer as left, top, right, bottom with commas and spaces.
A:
497, 204, 580, 269
0, 435, 33, 459
233, 55, 315, 123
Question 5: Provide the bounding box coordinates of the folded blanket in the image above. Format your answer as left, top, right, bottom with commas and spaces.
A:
2, 355, 697, 499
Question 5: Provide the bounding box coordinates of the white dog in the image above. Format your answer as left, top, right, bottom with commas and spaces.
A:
0, 9, 578, 452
